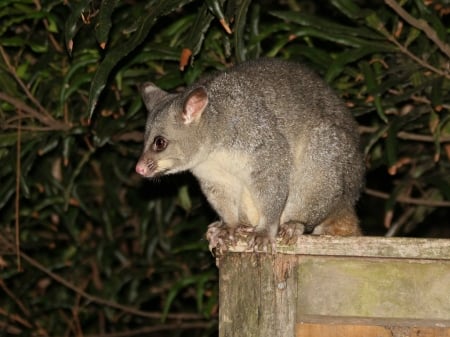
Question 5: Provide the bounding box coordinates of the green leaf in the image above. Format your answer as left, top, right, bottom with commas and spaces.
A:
330, 0, 366, 20
285, 26, 394, 52
1, 37, 48, 53
404, 27, 421, 47
440, 114, 450, 137
162, 271, 215, 321
429, 109, 441, 162
0, 179, 15, 209
162, 276, 198, 321
384, 183, 404, 214
177, 185, 192, 213
205, 0, 230, 33
234, 0, 252, 62
325, 47, 386, 83
426, 176, 450, 200
413, 0, 447, 40
87, 0, 195, 118
430, 77, 444, 108
59, 50, 98, 115
385, 121, 399, 167
95, 0, 120, 48
182, 3, 214, 59
271, 10, 383, 40
87, 15, 156, 118
195, 270, 215, 313
364, 125, 389, 157
295, 46, 333, 69
64, 0, 91, 55
247, 3, 262, 59
360, 61, 387, 123
365, 12, 385, 32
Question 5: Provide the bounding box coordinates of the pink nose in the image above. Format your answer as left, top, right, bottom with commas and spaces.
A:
135, 162, 147, 176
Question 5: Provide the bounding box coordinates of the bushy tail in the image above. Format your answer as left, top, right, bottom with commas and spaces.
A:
312, 207, 362, 236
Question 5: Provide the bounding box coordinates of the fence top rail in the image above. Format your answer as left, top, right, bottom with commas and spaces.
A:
226, 235, 450, 260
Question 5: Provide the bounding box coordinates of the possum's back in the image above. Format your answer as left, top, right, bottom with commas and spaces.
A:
205, 58, 359, 147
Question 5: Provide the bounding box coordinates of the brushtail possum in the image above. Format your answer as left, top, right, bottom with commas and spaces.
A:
136, 58, 364, 251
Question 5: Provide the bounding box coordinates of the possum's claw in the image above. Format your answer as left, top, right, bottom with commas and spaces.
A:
206, 221, 237, 255
206, 222, 277, 255
246, 229, 277, 253
278, 221, 306, 245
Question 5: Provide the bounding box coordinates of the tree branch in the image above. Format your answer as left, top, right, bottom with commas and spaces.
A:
385, 0, 450, 59
384, 30, 449, 79
0, 46, 52, 118
370, 9, 450, 79
15, 115, 22, 271
359, 125, 450, 143
0, 92, 70, 131
365, 187, 450, 207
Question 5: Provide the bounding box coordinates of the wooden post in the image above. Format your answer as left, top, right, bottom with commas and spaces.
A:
218, 236, 450, 337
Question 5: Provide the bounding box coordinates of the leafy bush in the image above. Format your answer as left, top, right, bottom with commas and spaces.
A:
1, 0, 449, 335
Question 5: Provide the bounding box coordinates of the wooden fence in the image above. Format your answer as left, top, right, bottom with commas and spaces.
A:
218, 236, 450, 337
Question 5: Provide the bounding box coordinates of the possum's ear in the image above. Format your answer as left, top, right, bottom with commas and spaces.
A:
182, 87, 208, 125
140, 82, 168, 112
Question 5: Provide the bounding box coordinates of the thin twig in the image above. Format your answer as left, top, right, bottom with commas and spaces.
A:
0, 321, 21, 335
365, 187, 450, 207
370, 12, 450, 79
15, 115, 22, 271
2, 124, 71, 132
0, 92, 70, 131
0, 92, 50, 124
112, 131, 144, 142
385, 0, 450, 59
359, 125, 450, 143
385, 30, 449, 79
32, 0, 64, 53
385, 207, 416, 237
0, 280, 31, 318
72, 278, 88, 337
0, 46, 52, 117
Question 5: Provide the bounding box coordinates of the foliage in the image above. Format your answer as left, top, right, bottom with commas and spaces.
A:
1, 0, 449, 335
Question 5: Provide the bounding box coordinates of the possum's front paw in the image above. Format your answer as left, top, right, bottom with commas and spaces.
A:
206, 221, 238, 255
245, 229, 277, 253
278, 221, 306, 245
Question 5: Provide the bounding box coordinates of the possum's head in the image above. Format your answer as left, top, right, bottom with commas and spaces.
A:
135, 83, 209, 178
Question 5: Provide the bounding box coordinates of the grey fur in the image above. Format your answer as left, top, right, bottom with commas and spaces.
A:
136, 58, 365, 244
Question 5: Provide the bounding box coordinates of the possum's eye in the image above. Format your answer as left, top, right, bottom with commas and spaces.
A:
152, 136, 168, 152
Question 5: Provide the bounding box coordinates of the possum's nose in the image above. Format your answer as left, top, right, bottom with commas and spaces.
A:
136, 157, 158, 177
135, 162, 148, 176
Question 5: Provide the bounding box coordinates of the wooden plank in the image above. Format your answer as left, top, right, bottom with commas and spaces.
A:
227, 235, 450, 260
297, 315, 450, 328
296, 256, 450, 321
219, 254, 299, 337
296, 323, 450, 337
297, 323, 391, 337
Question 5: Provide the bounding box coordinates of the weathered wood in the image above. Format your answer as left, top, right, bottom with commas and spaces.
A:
296, 322, 450, 337
297, 315, 450, 327
296, 257, 450, 320
227, 235, 450, 259
218, 236, 450, 337
219, 254, 298, 337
